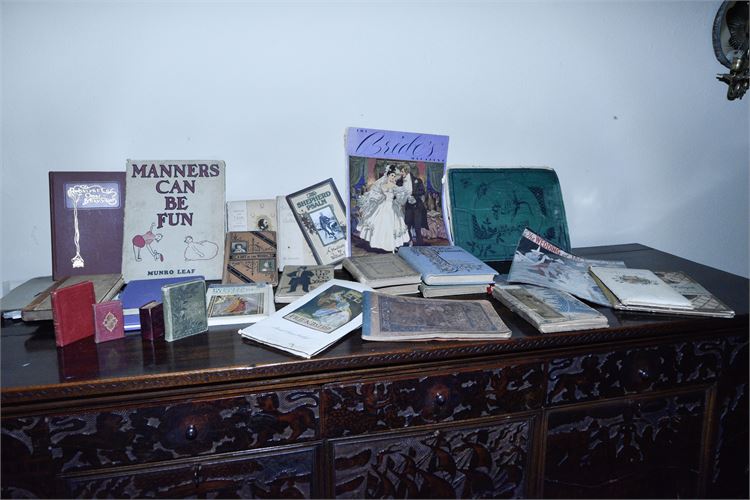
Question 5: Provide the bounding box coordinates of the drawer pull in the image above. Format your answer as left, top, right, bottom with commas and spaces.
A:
636, 368, 650, 381
185, 424, 198, 441
434, 393, 447, 406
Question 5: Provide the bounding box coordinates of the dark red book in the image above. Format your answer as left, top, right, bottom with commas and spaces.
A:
50, 281, 96, 347
93, 300, 125, 343
139, 300, 164, 341
49, 171, 126, 280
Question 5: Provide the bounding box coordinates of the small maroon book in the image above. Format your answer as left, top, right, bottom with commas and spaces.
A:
139, 301, 165, 341
93, 300, 125, 343
50, 281, 96, 347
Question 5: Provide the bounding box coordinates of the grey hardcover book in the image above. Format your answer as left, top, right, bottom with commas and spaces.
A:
343, 253, 421, 288
161, 278, 208, 342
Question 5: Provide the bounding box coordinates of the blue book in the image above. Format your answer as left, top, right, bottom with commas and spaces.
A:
396, 246, 497, 285
120, 276, 204, 331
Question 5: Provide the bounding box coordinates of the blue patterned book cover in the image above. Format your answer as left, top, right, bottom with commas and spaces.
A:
396, 246, 497, 285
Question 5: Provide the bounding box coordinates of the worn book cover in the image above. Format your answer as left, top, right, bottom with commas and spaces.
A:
286, 178, 347, 266
276, 195, 318, 271
342, 253, 421, 288
139, 301, 164, 340
361, 291, 510, 341
446, 166, 570, 262
396, 246, 497, 285
222, 231, 278, 285
653, 271, 734, 318
21, 274, 124, 322
347, 127, 451, 257
226, 199, 277, 232
121, 160, 226, 282
419, 282, 490, 298
50, 280, 96, 347
275, 265, 334, 303
206, 283, 274, 326
120, 275, 203, 331
589, 267, 693, 310
161, 278, 208, 342
93, 300, 125, 343
49, 171, 126, 280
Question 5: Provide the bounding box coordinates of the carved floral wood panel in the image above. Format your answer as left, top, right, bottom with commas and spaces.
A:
322, 363, 543, 438
1, 416, 53, 498
332, 418, 532, 498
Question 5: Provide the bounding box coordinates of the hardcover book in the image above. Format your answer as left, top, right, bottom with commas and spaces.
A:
275, 265, 334, 303
361, 292, 511, 341
121, 160, 226, 282
286, 178, 347, 265
161, 278, 208, 342
238, 279, 372, 358
92, 300, 125, 343
347, 127, 451, 257
222, 231, 278, 285
419, 282, 491, 298
49, 171, 126, 280
50, 280, 96, 347
589, 267, 695, 311
206, 283, 274, 326
226, 199, 277, 232
21, 274, 124, 322
446, 166, 570, 262
138, 301, 165, 340
396, 246, 497, 285
492, 285, 609, 333
276, 195, 318, 271
342, 253, 421, 288
120, 275, 204, 331
652, 271, 734, 318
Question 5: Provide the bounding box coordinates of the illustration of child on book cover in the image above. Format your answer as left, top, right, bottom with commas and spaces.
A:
283, 285, 363, 333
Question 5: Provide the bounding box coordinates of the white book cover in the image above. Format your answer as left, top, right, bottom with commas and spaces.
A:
206, 283, 275, 326
239, 279, 373, 359
589, 267, 694, 310
276, 195, 318, 271
121, 160, 226, 282
226, 199, 277, 232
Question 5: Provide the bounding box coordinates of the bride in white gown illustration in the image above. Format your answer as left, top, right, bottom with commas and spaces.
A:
356, 165, 411, 252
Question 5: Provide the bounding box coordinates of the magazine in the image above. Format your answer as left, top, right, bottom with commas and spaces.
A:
346, 127, 450, 257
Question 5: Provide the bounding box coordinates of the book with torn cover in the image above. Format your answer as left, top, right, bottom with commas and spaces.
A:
275, 265, 334, 303
342, 253, 421, 288
206, 283, 275, 326
396, 245, 497, 285
361, 291, 510, 341
589, 267, 693, 310
239, 279, 372, 358
222, 231, 278, 286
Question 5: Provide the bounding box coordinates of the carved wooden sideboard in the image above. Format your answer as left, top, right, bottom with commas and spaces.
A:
1, 244, 747, 498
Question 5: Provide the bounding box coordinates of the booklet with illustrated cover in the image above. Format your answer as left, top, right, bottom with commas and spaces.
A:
276, 195, 318, 271
121, 160, 226, 282
222, 231, 278, 286
397, 245, 497, 285
206, 283, 274, 326
275, 265, 334, 303
589, 267, 693, 310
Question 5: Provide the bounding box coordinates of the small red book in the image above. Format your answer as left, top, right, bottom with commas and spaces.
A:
50, 281, 96, 347
93, 300, 125, 343
139, 301, 165, 341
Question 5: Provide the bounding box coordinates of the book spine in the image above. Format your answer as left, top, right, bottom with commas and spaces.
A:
342, 260, 366, 284
361, 291, 372, 338
50, 290, 64, 347
161, 288, 174, 342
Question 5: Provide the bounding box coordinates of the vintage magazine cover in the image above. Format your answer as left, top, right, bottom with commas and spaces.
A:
286, 178, 347, 266
121, 160, 226, 282
654, 271, 734, 317
206, 283, 274, 326
226, 199, 277, 232
507, 228, 626, 306
589, 267, 693, 309
222, 231, 278, 286
275, 265, 334, 303
361, 292, 510, 341
346, 127, 450, 257
238, 279, 373, 358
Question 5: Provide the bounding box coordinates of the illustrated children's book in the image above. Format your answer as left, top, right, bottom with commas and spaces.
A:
222, 231, 278, 286
206, 283, 275, 326
121, 160, 226, 282
49, 171, 126, 280
346, 127, 450, 257
396, 246, 497, 285
276, 195, 318, 271
275, 265, 334, 303
226, 199, 277, 232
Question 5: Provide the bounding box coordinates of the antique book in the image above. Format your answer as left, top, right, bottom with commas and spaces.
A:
206, 283, 275, 326
121, 160, 226, 282
342, 253, 421, 288
3, 276, 55, 320
92, 300, 125, 343
222, 231, 278, 285
50, 281, 96, 347
286, 178, 347, 265
161, 278, 208, 342
346, 127, 451, 257
375, 283, 420, 295
138, 301, 165, 341
589, 267, 693, 310
275, 265, 334, 303
49, 171, 126, 280
396, 245, 497, 285
276, 195, 318, 271
419, 282, 491, 298
361, 292, 511, 341
508, 228, 626, 306
119, 276, 203, 331
446, 166, 570, 262
226, 199, 277, 232
492, 285, 609, 333
239, 279, 372, 358
21, 274, 124, 322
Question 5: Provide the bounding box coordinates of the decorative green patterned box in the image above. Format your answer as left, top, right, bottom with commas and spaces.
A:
447, 167, 570, 262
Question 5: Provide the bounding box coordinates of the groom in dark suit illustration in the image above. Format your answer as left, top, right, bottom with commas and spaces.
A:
397, 165, 428, 245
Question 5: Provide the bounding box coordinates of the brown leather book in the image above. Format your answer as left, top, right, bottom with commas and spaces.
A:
139, 301, 165, 341
93, 300, 125, 343
50, 281, 96, 347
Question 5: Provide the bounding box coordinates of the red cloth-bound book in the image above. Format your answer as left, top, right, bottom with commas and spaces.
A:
93, 300, 125, 343
50, 281, 96, 347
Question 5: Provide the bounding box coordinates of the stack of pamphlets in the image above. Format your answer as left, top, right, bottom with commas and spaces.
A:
343, 254, 421, 295
206, 283, 275, 326
362, 291, 511, 341
492, 284, 609, 333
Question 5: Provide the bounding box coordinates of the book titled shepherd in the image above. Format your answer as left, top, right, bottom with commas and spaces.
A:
396, 246, 497, 285
50, 281, 96, 347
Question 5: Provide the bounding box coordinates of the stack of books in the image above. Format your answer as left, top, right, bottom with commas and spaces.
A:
342, 254, 421, 295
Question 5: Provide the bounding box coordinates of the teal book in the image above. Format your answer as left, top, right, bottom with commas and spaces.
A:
447, 166, 570, 262
161, 278, 208, 342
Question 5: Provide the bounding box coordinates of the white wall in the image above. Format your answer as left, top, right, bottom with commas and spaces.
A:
2, 0, 748, 295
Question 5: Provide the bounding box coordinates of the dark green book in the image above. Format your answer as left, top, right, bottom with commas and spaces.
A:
161, 278, 208, 342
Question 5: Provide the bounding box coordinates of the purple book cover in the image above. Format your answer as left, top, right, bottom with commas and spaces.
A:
93, 300, 125, 343
346, 128, 450, 258
49, 171, 126, 280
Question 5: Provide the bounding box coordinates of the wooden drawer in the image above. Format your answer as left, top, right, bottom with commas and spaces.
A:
546, 339, 723, 406
48, 388, 319, 473
322, 362, 543, 438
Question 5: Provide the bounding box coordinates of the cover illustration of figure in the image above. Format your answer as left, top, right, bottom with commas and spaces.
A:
287, 266, 314, 292
184, 236, 219, 261
356, 165, 411, 252
396, 165, 428, 246
311, 291, 353, 331
132, 223, 164, 262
